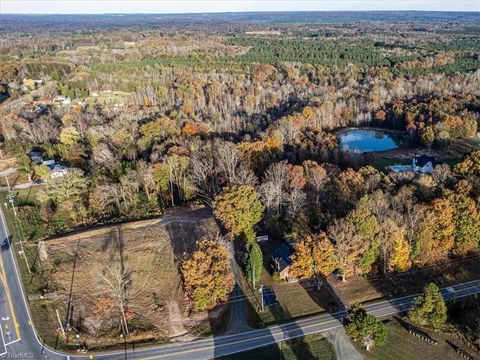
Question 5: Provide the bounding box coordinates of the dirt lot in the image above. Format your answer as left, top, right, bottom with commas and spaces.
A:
30, 206, 222, 348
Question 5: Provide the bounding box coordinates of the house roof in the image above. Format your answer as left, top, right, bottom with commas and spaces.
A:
272, 243, 292, 272
413, 155, 435, 168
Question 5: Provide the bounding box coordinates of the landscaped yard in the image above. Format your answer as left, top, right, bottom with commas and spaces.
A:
217, 333, 335, 360
240, 239, 338, 327
363, 318, 477, 360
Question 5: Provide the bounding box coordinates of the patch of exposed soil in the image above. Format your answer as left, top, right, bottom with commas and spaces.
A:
34, 206, 220, 346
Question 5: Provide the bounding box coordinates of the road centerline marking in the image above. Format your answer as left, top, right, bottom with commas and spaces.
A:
0, 235, 21, 340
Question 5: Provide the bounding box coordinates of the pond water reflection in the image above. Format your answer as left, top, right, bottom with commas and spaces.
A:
339, 129, 403, 153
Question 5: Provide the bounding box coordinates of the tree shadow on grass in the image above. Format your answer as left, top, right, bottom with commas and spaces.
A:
273, 303, 316, 360
300, 278, 343, 313
211, 294, 287, 360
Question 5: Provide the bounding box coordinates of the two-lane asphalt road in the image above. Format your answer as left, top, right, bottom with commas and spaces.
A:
1, 203, 480, 360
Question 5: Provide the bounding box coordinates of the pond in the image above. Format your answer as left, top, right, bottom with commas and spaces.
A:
338, 129, 403, 153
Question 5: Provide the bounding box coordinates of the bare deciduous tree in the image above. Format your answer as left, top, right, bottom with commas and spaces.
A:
329, 218, 366, 281
286, 186, 306, 220
260, 161, 289, 214
189, 151, 223, 207
217, 141, 239, 184
100, 261, 132, 335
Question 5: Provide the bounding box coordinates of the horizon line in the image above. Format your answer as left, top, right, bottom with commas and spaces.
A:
2, 9, 480, 15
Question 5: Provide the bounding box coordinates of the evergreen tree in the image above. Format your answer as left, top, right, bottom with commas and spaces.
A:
246, 243, 263, 287
408, 283, 447, 328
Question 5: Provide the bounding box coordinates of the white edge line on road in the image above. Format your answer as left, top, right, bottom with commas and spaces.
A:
0, 323, 7, 356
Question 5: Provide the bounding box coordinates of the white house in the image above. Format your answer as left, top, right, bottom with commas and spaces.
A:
387, 155, 436, 174
50, 165, 68, 179
53, 95, 72, 105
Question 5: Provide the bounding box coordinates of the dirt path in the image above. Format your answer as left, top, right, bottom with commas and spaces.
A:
167, 301, 194, 340
0, 167, 16, 177
324, 327, 364, 360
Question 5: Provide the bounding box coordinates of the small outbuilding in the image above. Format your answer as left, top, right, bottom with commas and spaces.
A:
28, 151, 44, 164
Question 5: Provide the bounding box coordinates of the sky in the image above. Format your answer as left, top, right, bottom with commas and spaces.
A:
1, 0, 479, 14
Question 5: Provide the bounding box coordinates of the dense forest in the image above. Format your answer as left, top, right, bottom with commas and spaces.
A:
0, 12, 479, 304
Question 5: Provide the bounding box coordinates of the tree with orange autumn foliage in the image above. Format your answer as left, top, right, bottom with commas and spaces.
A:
182, 238, 234, 311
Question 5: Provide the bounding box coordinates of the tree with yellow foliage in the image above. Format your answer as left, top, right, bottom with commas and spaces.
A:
446, 183, 480, 256
415, 198, 455, 265
59, 126, 81, 146
138, 115, 178, 150
213, 185, 264, 244
388, 237, 411, 272
454, 150, 480, 177
312, 233, 338, 277
291, 233, 337, 279
22, 78, 36, 91
290, 239, 313, 279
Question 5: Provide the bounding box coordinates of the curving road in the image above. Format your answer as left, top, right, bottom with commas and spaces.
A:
1, 205, 480, 360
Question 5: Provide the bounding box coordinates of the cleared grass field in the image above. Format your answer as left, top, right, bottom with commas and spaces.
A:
217, 333, 335, 360
364, 319, 476, 360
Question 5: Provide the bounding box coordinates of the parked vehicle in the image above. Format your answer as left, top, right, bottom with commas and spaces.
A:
1, 238, 9, 251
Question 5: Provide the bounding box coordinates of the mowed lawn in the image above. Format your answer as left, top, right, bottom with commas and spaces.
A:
240, 239, 337, 327
364, 320, 475, 360
217, 333, 335, 360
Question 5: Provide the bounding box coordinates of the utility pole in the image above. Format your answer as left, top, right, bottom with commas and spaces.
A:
4, 175, 31, 274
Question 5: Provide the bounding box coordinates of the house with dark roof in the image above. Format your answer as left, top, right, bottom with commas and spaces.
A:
412, 155, 435, 174
271, 243, 295, 282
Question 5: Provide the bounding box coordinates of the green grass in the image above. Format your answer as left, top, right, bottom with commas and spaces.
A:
239, 240, 336, 327
217, 333, 335, 360
363, 319, 474, 360
10, 186, 41, 206
367, 157, 411, 172
368, 156, 463, 173
0, 192, 73, 350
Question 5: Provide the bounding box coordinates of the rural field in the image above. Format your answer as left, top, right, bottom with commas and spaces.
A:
363, 318, 478, 360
